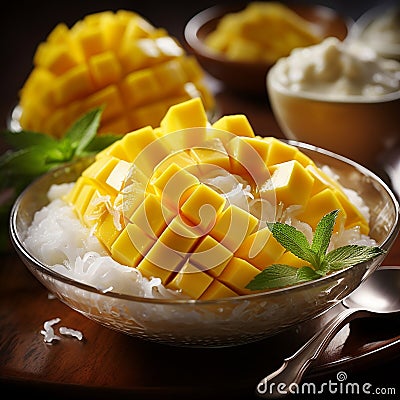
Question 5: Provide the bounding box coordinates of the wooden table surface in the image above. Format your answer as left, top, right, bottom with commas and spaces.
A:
1, 75, 399, 398
0, 1, 399, 398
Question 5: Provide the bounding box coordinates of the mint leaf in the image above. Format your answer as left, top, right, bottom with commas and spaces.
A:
311, 209, 338, 260
62, 107, 103, 157
0, 147, 57, 176
325, 245, 385, 270
84, 133, 123, 153
246, 264, 300, 290
296, 266, 321, 281
1, 129, 58, 149
0, 107, 121, 252
247, 210, 385, 291
246, 264, 320, 290
267, 221, 316, 265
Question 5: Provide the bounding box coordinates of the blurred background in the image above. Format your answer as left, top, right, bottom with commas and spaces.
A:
0, 0, 385, 131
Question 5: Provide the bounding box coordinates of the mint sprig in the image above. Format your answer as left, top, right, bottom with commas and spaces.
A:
246, 210, 385, 290
0, 107, 122, 252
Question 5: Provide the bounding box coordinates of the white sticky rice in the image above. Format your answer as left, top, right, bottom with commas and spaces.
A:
23, 170, 377, 300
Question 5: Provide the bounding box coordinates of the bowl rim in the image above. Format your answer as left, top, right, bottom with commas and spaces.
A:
9, 140, 400, 306
184, 2, 353, 68
267, 57, 400, 104
184, 3, 271, 68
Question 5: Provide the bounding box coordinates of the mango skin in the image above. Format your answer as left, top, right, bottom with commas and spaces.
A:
66, 97, 370, 299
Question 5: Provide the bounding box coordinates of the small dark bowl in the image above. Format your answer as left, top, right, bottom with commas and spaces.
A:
184, 3, 352, 96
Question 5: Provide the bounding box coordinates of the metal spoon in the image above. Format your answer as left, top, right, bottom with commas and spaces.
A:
256, 267, 400, 399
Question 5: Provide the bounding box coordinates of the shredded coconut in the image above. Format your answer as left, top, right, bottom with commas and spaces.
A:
40, 318, 61, 343
59, 326, 84, 341
40, 317, 84, 343
26, 171, 377, 302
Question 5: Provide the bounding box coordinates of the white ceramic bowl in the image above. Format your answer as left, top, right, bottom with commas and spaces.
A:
267, 42, 400, 168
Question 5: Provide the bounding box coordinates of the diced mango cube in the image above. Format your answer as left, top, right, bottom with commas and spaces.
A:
83, 191, 108, 227
157, 215, 201, 254
235, 226, 285, 270
334, 189, 369, 234
180, 184, 226, 232
167, 261, 213, 299
35, 42, 80, 75
226, 136, 271, 181
210, 205, 258, 252
54, 64, 94, 106
95, 140, 130, 162
76, 25, 107, 59
264, 137, 298, 166
120, 125, 170, 170
120, 68, 160, 108
160, 97, 208, 133
190, 235, 233, 277
293, 149, 315, 167
143, 239, 185, 277
105, 159, 131, 191
129, 193, 174, 239
89, 51, 122, 88
65, 176, 90, 205
298, 188, 346, 232
154, 151, 197, 174
136, 257, 175, 285
153, 59, 186, 95
95, 211, 121, 250
151, 163, 200, 211
111, 223, 155, 267
212, 115, 255, 138
84, 84, 124, 122
190, 147, 231, 171
73, 183, 97, 221
200, 280, 238, 300
219, 257, 261, 295
82, 156, 121, 195
260, 160, 314, 207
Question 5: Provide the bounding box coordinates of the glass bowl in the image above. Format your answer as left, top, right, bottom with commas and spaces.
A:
9, 142, 399, 348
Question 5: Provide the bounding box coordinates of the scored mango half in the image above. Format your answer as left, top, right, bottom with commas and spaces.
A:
65, 97, 369, 300
18, 10, 214, 137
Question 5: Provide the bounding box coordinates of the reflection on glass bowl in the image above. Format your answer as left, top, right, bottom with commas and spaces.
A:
9, 142, 399, 347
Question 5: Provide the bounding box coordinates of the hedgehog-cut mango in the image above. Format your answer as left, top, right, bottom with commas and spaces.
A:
65, 97, 370, 300
18, 10, 215, 137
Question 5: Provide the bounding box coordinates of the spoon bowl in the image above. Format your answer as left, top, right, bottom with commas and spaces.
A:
343, 267, 400, 313
257, 266, 400, 398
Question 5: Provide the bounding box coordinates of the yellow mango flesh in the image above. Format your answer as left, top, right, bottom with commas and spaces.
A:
66, 97, 370, 300
204, 2, 321, 63
18, 10, 215, 137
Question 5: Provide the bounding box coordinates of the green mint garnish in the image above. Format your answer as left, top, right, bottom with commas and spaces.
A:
246, 210, 385, 290
0, 107, 122, 252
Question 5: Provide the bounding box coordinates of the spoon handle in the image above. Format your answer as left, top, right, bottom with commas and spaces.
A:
257, 307, 370, 398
